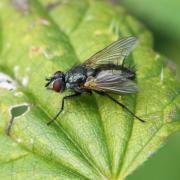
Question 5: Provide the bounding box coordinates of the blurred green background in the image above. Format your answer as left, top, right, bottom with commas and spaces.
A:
120, 0, 180, 77
116, 0, 180, 179
128, 132, 180, 180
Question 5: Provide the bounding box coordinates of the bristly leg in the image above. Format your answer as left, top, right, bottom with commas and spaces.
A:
101, 93, 145, 123
47, 92, 82, 125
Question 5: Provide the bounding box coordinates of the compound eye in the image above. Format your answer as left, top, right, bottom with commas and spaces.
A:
53, 80, 61, 92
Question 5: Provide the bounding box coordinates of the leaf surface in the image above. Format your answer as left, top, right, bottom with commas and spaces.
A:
0, 0, 179, 179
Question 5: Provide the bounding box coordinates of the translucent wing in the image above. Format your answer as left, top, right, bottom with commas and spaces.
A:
83, 70, 138, 94
84, 37, 138, 68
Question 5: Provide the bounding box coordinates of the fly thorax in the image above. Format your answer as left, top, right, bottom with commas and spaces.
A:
71, 73, 85, 82
66, 83, 71, 88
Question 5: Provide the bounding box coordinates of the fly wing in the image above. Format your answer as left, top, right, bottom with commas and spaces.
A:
84, 37, 138, 68
84, 70, 138, 94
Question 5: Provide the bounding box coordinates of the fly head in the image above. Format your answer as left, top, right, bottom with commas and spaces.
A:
45, 71, 65, 93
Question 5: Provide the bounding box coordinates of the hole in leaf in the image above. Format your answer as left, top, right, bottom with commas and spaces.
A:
7, 104, 29, 136
0, 72, 17, 90
11, 105, 28, 118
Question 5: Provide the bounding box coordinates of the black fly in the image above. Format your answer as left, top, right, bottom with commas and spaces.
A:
45, 37, 145, 125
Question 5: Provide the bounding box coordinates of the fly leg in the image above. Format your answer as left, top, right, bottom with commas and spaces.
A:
47, 93, 82, 125
96, 92, 145, 123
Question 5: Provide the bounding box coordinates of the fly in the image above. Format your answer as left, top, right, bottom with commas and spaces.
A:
45, 37, 145, 125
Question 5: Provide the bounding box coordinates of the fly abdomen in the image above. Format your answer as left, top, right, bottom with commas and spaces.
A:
121, 68, 136, 80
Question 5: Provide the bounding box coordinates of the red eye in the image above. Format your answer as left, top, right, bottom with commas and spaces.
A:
53, 80, 61, 92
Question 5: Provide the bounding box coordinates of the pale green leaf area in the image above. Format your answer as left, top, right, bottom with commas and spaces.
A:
0, 0, 179, 180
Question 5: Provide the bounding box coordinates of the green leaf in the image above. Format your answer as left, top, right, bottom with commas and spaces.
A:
0, 0, 179, 179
